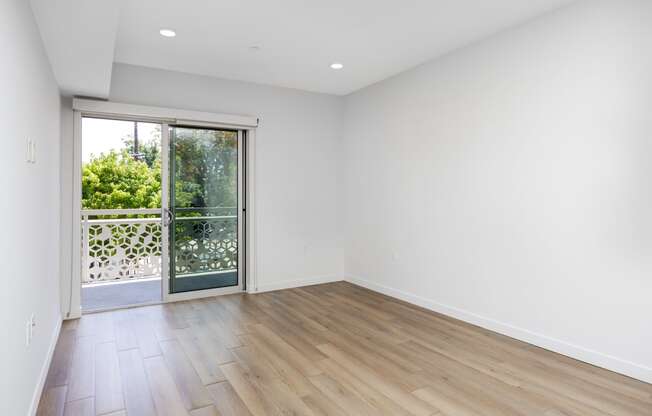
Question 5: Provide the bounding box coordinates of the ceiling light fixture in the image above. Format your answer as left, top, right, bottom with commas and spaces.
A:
330, 62, 344, 70
159, 29, 176, 37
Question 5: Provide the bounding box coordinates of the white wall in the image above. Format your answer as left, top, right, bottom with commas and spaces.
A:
0, 0, 62, 414
109, 63, 344, 292
342, 0, 652, 383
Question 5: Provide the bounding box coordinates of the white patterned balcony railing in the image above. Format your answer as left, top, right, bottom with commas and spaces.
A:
81, 209, 162, 284
81, 208, 239, 285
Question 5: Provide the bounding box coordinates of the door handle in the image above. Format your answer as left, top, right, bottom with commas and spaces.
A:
163, 208, 173, 227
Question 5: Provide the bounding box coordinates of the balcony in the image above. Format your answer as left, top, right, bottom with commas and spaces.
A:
81, 208, 238, 311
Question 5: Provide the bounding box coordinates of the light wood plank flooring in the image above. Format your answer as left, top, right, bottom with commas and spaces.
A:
37, 282, 652, 416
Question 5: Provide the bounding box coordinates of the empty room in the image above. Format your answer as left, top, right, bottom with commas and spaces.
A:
2, 0, 651, 415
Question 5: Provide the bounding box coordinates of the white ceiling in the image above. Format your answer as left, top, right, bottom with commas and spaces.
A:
30, 0, 123, 98
32, 0, 576, 97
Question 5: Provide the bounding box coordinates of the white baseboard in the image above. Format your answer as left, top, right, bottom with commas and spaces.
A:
345, 275, 652, 384
253, 274, 342, 294
29, 315, 63, 416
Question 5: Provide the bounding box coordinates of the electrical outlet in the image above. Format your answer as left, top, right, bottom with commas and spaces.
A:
25, 314, 36, 347
26, 138, 36, 163
30, 313, 36, 339
26, 320, 31, 346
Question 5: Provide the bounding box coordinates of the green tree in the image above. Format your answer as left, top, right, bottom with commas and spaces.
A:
82, 150, 161, 209
172, 128, 238, 211
81, 127, 237, 213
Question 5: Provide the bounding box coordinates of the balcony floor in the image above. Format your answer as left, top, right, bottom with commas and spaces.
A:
82, 278, 161, 311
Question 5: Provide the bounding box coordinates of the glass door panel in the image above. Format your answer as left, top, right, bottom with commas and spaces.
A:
168, 126, 240, 293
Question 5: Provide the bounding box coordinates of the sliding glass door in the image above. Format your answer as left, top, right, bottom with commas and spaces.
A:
166, 126, 243, 294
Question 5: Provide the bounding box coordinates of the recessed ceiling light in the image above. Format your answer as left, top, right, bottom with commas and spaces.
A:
330, 62, 344, 70
159, 29, 176, 38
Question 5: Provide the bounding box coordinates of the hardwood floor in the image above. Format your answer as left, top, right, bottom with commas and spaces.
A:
37, 282, 652, 416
